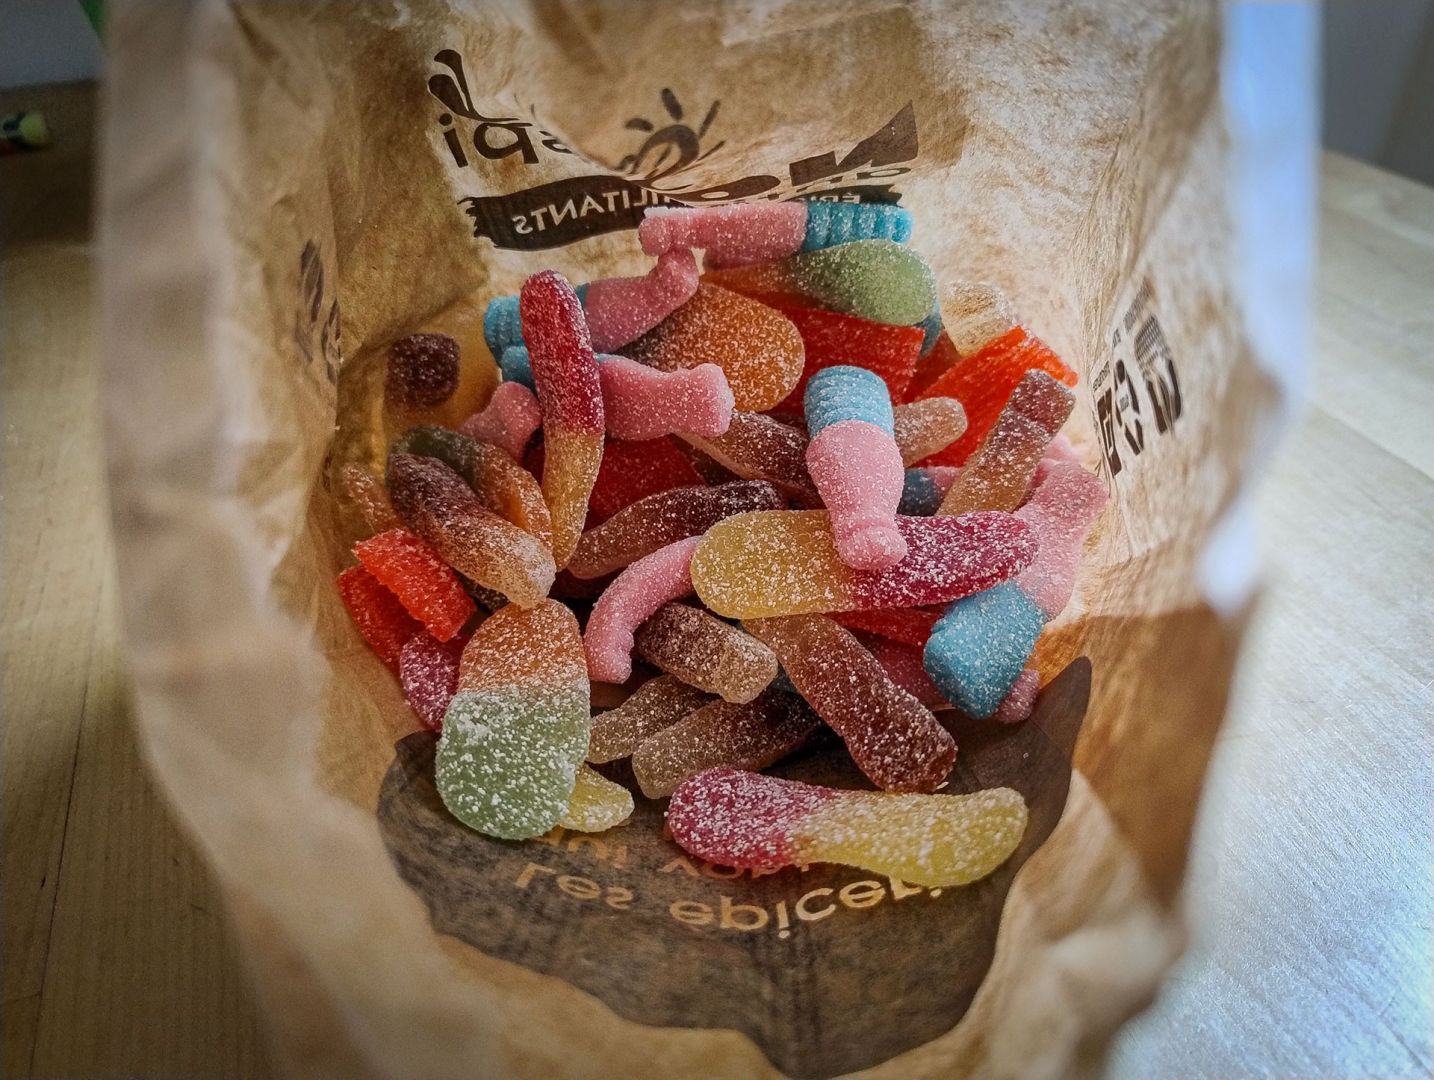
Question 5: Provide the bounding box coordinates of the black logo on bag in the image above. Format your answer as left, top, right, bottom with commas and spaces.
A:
427, 50, 919, 250
1094, 278, 1183, 479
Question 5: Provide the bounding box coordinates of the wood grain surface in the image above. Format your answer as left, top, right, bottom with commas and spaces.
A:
2, 82, 1430, 1078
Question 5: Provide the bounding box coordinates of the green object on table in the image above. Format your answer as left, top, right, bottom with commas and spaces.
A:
1, 113, 52, 154
80, 0, 104, 40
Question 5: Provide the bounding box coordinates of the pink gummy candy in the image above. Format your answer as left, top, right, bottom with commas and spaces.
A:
1031, 433, 1082, 489
994, 668, 1040, 724
582, 249, 700, 352
1013, 460, 1108, 619
867, 637, 949, 711
584, 535, 702, 683
639, 203, 807, 270
806, 420, 908, 570
459, 381, 543, 460
399, 632, 466, 731
598, 356, 735, 441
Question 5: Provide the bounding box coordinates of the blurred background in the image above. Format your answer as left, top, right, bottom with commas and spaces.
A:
3, 0, 1434, 184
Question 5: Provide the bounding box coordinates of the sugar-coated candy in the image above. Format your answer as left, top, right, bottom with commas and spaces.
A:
703, 239, 936, 326
907, 330, 961, 401
1033, 432, 1082, 486
924, 581, 1046, 719
893, 397, 967, 465
336, 564, 422, 673
464, 439, 553, 548
937, 370, 1075, 516
458, 380, 542, 460
620, 284, 803, 412
1013, 460, 1107, 619
521, 271, 605, 567
386, 333, 459, 412
438, 601, 590, 839
915, 326, 1077, 465
666, 769, 1027, 887
762, 299, 923, 411
353, 528, 476, 641
585, 536, 701, 684
633, 602, 778, 704
581, 248, 700, 352
681, 410, 818, 504
941, 282, 1018, 357
569, 480, 784, 580
399, 632, 466, 730
995, 668, 1040, 725
692, 510, 1036, 619
598, 356, 734, 441
334, 462, 401, 536
631, 689, 819, 798
804, 366, 908, 569
585, 437, 705, 523
745, 615, 955, 792
640, 202, 912, 269
499, 344, 535, 389
414, 293, 502, 418
866, 637, 949, 711
387, 453, 555, 607
560, 765, 634, 833
898, 466, 959, 515
482, 286, 589, 361
390, 425, 480, 485
831, 606, 941, 646
587, 674, 712, 764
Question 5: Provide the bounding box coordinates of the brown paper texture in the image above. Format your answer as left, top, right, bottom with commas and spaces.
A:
101, 1, 1279, 1076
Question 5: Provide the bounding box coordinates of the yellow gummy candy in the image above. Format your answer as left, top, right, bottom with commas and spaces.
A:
559, 764, 634, 833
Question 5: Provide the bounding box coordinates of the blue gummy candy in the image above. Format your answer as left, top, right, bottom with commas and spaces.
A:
483, 283, 590, 358
499, 345, 535, 389
802, 202, 914, 252
924, 582, 1045, 718
898, 468, 945, 516
804, 365, 895, 437
917, 304, 943, 356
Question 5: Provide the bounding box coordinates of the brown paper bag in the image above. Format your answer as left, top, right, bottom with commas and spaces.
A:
101, 1, 1291, 1076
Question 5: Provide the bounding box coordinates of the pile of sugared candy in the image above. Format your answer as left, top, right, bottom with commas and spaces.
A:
334, 201, 1106, 889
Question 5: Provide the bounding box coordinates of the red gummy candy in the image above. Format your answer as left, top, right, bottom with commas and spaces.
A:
336, 564, 422, 672
399, 632, 466, 730
915, 328, 1077, 465
766, 300, 924, 413
831, 606, 941, 646
354, 528, 477, 642
585, 437, 704, 524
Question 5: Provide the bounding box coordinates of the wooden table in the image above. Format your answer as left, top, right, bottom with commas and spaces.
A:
3, 82, 1430, 1078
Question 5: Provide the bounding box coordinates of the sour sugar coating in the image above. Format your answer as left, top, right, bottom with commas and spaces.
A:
866, 637, 949, 711
620, 283, 803, 412
499, 345, 535, 389
390, 424, 481, 486
907, 331, 961, 400
680, 409, 818, 504
587, 674, 712, 764
386, 453, 556, 607
639, 202, 911, 269
385, 333, 460, 415
464, 439, 553, 549
898, 466, 959, 516
995, 669, 1040, 725
399, 632, 466, 730
924, 581, 1047, 719
520, 270, 605, 568
598, 356, 735, 441
334, 462, 401, 536
914, 327, 1077, 466
336, 564, 422, 673
666, 768, 1028, 888
745, 614, 956, 792
459, 380, 542, 460
942, 282, 1019, 356
481, 284, 589, 360
832, 606, 941, 646
560, 765, 634, 833
692, 510, 1036, 619
569, 480, 784, 579
760, 299, 924, 411
1013, 460, 1108, 619
353, 528, 476, 641
804, 366, 907, 570
437, 601, 590, 839
634, 602, 779, 704
581, 248, 700, 352
937, 370, 1075, 516
703, 239, 936, 327
584, 535, 702, 684
631, 689, 820, 798
894, 398, 967, 465
586, 437, 705, 523
1031, 432, 1081, 488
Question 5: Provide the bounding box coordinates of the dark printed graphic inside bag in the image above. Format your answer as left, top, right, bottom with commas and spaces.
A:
323, 46, 1119, 1076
